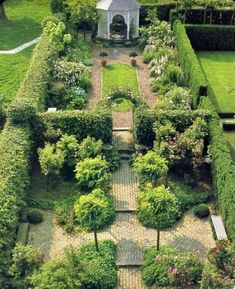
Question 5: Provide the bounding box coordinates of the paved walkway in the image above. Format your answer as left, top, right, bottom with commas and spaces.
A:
0, 38, 39, 54
87, 44, 156, 110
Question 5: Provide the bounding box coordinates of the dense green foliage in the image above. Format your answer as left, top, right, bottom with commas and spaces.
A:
8, 244, 43, 289
27, 210, 44, 224
31, 240, 117, 289
137, 185, 181, 229
134, 108, 210, 146
75, 157, 110, 192
142, 246, 203, 287
34, 109, 112, 144
74, 189, 115, 231
133, 151, 168, 185
0, 124, 31, 286
198, 51, 235, 114
200, 97, 235, 242
194, 204, 210, 218
173, 20, 207, 108
186, 25, 235, 51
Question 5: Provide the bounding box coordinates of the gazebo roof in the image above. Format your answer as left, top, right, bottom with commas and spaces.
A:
96, 0, 140, 11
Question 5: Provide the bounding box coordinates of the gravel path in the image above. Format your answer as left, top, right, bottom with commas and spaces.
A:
0, 38, 39, 54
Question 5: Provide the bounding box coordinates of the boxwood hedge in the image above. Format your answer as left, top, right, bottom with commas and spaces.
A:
185, 24, 235, 51
200, 97, 235, 243
134, 108, 211, 147
0, 124, 31, 285
33, 109, 113, 145
173, 20, 208, 108
7, 32, 56, 123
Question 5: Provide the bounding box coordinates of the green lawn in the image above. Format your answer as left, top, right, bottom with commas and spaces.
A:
0, 46, 34, 106
0, 0, 51, 50
102, 63, 139, 96
224, 131, 235, 162
197, 52, 235, 114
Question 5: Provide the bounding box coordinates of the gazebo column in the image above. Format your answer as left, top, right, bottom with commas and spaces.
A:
107, 11, 110, 39
127, 11, 130, 40
136, 10, 139, 37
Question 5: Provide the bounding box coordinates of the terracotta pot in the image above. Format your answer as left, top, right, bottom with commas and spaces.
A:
131, 59, 137, 67
101, 59, 107, 67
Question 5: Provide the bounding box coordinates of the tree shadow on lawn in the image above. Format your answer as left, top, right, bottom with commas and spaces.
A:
0, 17, 41, 50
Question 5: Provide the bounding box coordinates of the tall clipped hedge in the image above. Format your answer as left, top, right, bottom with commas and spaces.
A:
134, 108, 210, 147
173, 20, 208, 108
0, 124, 31, 286
200, 97, 235, 243
7, 32, 56, 122
140, 0, 177, 24
185, 24, 235, 51
33, 109, 113, 144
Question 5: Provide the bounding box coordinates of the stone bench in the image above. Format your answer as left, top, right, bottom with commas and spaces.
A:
211, 214, 228, 240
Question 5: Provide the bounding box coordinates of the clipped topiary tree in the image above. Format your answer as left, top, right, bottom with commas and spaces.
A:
74, 189, 115, 252
77, 136, 103, 160
133, 151, 168, 186
137, 185, 180, 250
75, 155, 110, 192
38, 143, 64, 189
56, 134, 79, 167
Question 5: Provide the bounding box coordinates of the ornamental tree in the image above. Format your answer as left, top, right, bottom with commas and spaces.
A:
75, 156, 110, 192
77, 136, 103, 160
133, 151, 168, 186
137, 185, 180, 250
74, 189, 115, 251
38, 143, 64, 189
56, 134, 79, 167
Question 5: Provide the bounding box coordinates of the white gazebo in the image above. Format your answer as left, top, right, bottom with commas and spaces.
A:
96, 0, 140, 40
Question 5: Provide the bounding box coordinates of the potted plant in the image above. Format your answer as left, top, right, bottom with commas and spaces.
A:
99, 51, 108, 67
129, 51, 138, 66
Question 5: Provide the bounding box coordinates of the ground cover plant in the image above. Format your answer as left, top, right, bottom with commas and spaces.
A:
198, 51, 235, 114
31, 240, 117, 289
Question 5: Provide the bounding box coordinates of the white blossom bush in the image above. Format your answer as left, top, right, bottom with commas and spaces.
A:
53, 60, 90, 86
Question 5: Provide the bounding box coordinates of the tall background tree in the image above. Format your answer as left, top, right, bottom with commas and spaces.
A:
0, 0, 8, 21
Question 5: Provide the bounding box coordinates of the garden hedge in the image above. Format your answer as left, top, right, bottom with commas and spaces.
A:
0, 124, 31, 286
173, 20, 208, 108
185, 24, 235, 51
170, 9, 235, 25
33, 109, 113, 145
134, 108, 210, 146
7, 32, 56, 122
200, 97, 235, 243
140, 0, 177, 24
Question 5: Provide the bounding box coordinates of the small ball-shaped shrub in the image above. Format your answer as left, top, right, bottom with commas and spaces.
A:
194, 204, 210, 218
27, 210, 44, 224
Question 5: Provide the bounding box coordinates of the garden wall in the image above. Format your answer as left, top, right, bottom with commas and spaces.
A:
200, 97, 235, 243
185, 24, 235, 51
173, 20, 208, 108
134, 108, 210, 147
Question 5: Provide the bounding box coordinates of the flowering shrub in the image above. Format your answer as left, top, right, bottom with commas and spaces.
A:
53, 60, 90, 86
141, 246, 203, 288
65, 86, 87, 110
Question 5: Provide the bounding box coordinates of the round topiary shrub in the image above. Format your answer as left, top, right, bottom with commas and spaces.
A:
194, 204, 210, 218
27, 210, 44, 224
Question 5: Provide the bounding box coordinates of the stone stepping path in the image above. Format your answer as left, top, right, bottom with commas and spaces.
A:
117, 268, 147, 289
112, 160, 138, 211
0, 38, 39, 54
113, 130, 134, 152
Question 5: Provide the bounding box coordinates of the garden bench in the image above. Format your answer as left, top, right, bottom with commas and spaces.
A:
47, 107, 57, 112
211, 214, 228, 240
